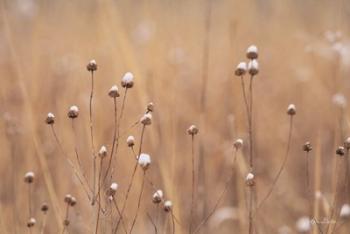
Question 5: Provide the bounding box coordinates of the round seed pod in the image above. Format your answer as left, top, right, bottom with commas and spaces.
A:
107, 182, 118, 197
68, 106, 79, 119
64, 194, 72, 204
245, 173, 255, 186
235, 62, 247, 76
63, 219, 70, 226
138, 153, 151, 170
344, 137, 350, 150
24, 172, 35, 184
27, 218, 36, 228
140, 113, 152, 125
46, 113, 55, 125
98, 145, 108, 158
163, 200, 172, 212
70, 197, 77, 207
152, 190, 163, 204
121, 72, 134, 88
248, 59, 259, 76
86, 60, 97, 72
41, 203, 49, 213
234, 139, 243, 150
187, 125, 199, 135
146, 102, 154, 113
287, 104, 296, 116
303, 142, 312, 152
246, 45, 258, 59
336, 146, 345, 156
127, 136, 135, 147
108, 85, 120, 98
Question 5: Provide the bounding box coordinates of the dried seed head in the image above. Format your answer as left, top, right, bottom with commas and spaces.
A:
332, 93, 347, 108
287, 104, 296, 116
107, 182, 118, 197
24, 171, 35, 183
296, 216, 311, 233
146, 102, 154, 113
68, 106, 79, 119
344, 137, 350, 150
46, 112, 55, 125
246, 45, 258, 59
248, 59, 259, 76
235, 62, 247, 76
336, 146, 345, 156
245, 173, 255, 186
127, 136, 135, 147
140, 113, 152, 125
98, 145, 108, 158
152, 190, 163, 204
64, 194, 72, 204
108, 85, 120, 98
63, 219, 70, 226
234, 139, 243, 150
86, 59, 97, 72
164, 200, 172, 212
121, 72, 134, 88
340, 204, 350, 218
41, 203, 49, 213
187, 125, 199, 135
70, 197, 77, 207
27, 217, 36, 228
303, 142, 312, 152
138, 153, 151, 170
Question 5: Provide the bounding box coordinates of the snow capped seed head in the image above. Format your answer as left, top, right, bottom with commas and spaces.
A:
164, 200, 172, 212
296, 216, 311, 233
127, 136, 135, 147
27, 217, 36, 228
246, 45, 258, 59
41, 203, 49, 213
121, 72, 134, 88
187, 125, 199, 135
152, 190, 163, 204
64, 194, 72, 204
107, 182, 118, 196
86, 59, 97, 72
146, 102, 154, 113
344, 137, 350, 150
108, 85, 120, 98
68, 106, 79, 119
336, 146, 345, 156
69, 197, 77, 207
303, 142, 312, 152
340, 204, 350, 218
287, 104, 296, 116
332, 93, 347, 108
138, 153, 151, 170
235, 62, 247, 76
98, 145, 108, 158
46, 112, 55, 125
140, 113, 152, 125
233, 139, 243, 150
24, 171, 34, 183
248, 59, 259, 76
245, 173, 255, 186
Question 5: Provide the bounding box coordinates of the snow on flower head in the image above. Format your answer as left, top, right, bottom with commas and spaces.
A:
138, 153, 151, 170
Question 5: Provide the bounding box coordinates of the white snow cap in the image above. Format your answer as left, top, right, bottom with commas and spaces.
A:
110, 182, 118, 191
89, 59, 97, 65
153, 190, 163, 198
47, 113, 55, 118
98, 145, 108, 157
122, 72, 134, 83
247, 45, 258, 54
248, 59, 259, 71
138, 153, 151, 169
246, 173, 254, 180
340, 204, 350, 218
127, 135, 135, 147
237, 62, 247, 70
70, 105, 79, 112
332, 93, 347, 108
296, 216, 311, 233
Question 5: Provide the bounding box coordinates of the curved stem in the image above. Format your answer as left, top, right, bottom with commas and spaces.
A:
113, 197, 128, 234
189, 134, 195, 234
95, 158, 103, 234
89, 71, 97, 201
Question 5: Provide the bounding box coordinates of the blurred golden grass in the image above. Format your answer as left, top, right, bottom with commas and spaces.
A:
1, 0, 350, 233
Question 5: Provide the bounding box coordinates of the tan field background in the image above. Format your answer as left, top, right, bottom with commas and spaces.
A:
1, 0, 350, 233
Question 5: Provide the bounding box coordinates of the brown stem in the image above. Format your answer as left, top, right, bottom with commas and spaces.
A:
89, 71, 97, 201
113, 197, 128, 234
189, 134, 196, 234
95, 158, 104, 234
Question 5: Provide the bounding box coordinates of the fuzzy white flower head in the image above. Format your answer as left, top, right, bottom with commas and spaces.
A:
248, 59, 259, 75
164, 200, 172, 212
127, 135, 135, 147
110, 182, 118, 191
235, 62, 247, 76
121, 72, 134, 88
296, 216, 311, 233
98, 145, 108, 158
107, 182, 118, 196
332, 93, 347, 108
27, 217, 36, 227
68, 105, 79, 118
24, 171, 35, 183
140, 113, 152, 125
138, 153, 151, 170
245, 172, 255, 186
46, 112, 55, 125
246, 45, 258, 59
152, 190, 163, 204
340, 204, 350, 218
87, 59, 97, 72
108, 85, 120, 98
287, 104, 296, 116
233, 138, 243, 150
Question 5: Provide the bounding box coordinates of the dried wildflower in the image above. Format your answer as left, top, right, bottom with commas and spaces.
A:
246, 45, 258, 59
70, 197, 77, 207
164, 200, 172, 212
296, 216, 311, 233
233, 139, 243, 150
121, 72, 134, 88
245, 173, 255, 186
152, 190, 163, 204
24, 171, 34, 184
336, 146, 345, 156
127, 136, 135, 147
235, 62, 247, 76
27, 217, 36, 228
140, 113, 152, 125
187, 125, 199, 135
344, 137, 350, 150
63, 219, 70, 226
287, 104, 296, 116
41, 203, 49, 213
332, 93, 347, 108
303, 142, 312, 152
108, 85, 120, 98
86, 59, 97, 72
248, 59, 259, 76
107, 182, 118, 197
138, 153, 151, 170
146, 102, 154, 113
67, 106, 79, 119
340, 204, 350, 218
64, 194, 72, 204
98, 145, 108, 158
45, 113, 55, 125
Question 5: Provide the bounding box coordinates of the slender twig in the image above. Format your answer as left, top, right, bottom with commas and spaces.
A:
40, 213, 47, 234
147, 212, 158, 234
129, 171, 146, 234
61, 204, 69, 234
112, 197, 128, 234
89, 71, 97, 201
171, 211, 176, 234
248, 75, 254, 234
189, 134, 195, 234
71, 119, 85, 179
95, 158, 104, 234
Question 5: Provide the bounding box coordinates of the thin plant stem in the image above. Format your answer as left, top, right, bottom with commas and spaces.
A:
171, 211, 176, 234
128, 171, 146, 234
240, 76, 250, 118
71, 120, 85, 180
61, 204, 69, 234
248, 75, 254, 234
95, 158, 104, 234
40, 213, 47, 234
89, 71, 97, 201
112, 197, 128, 234
147, 212, 158, 234
257, 116, 294, 210
189, 134, 196, 234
